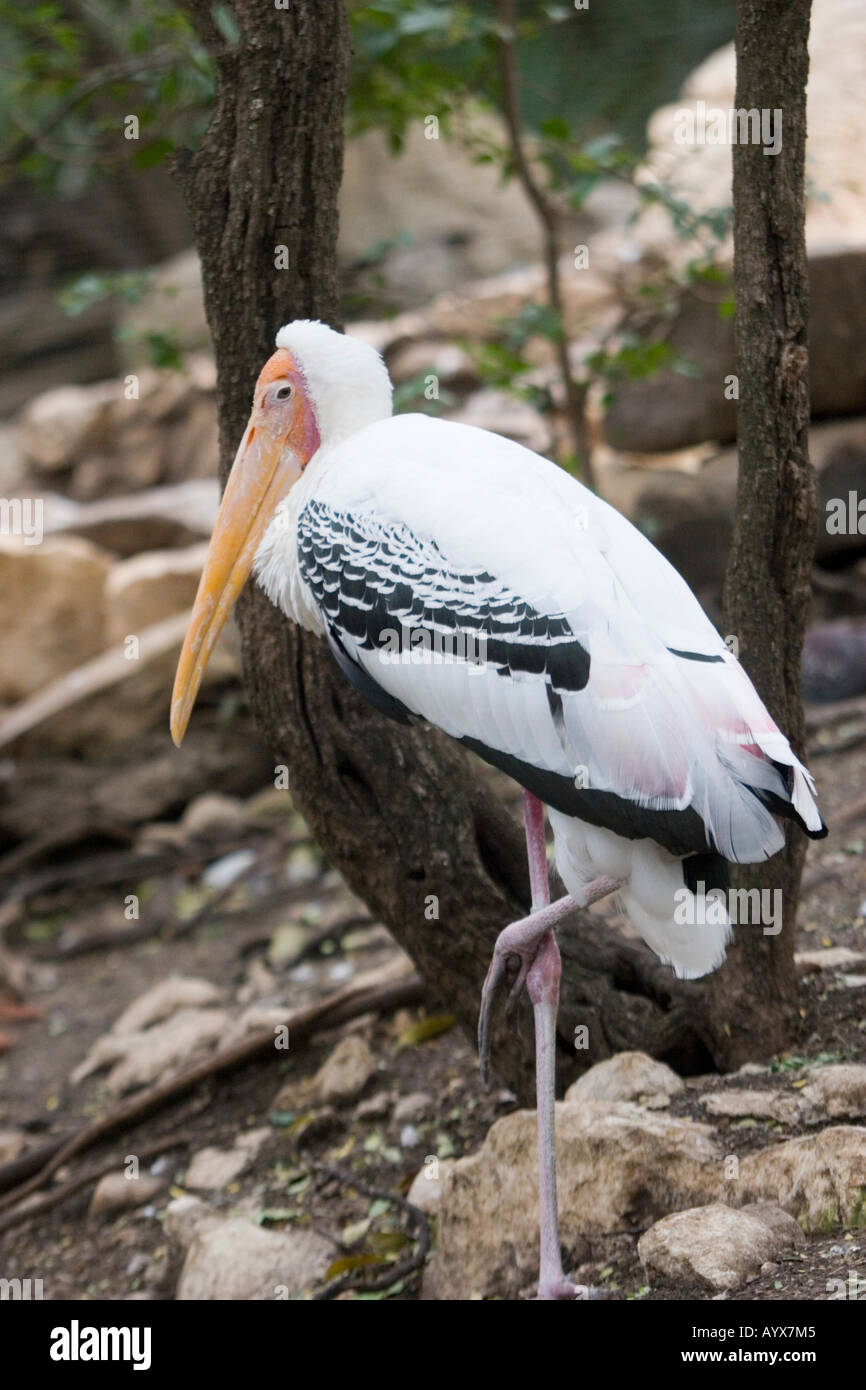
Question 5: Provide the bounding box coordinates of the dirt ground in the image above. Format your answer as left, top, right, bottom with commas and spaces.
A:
0, 726, 864, 1302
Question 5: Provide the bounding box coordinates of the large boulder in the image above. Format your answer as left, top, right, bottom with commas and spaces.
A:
0, 535, 111, 701
166, 1199, 332, 1301
17, 356, 217, 500
604, 0, 866, 451
565, 1050, 684, 1110
638, 1202, 805, 1292
737, 1126, 866, 1231
436, 1097, 721, 1300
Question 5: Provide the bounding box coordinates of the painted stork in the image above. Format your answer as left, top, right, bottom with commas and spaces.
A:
171, 320, 826, 1301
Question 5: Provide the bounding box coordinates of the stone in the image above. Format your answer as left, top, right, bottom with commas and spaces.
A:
436, 1099, 721, 1299
181, 793, 246, 837
795, 947, 866, 972
393, 1092, 434, 1125
17, 380, 119, 471
111, 977, 225, 1036
566, 1051, 684, 1110
799, 1066, 866, 1121
0, 1130, 27, 1164
449, 388, 553, 457
167, 1205, 332, 1301
605, 0, 866, 451
738, 1126, 866, 1231
312, 1035, 376, 1107
104, 544, 209, 641
185, 1147, 252, 1191
638, 1203, 804, 1292
407, 1159, 457, 1217
72, 1007, 230, 1094
89, 1172, 165, 1218
0, 536, 111, 701
701, 1089, 801, 1124
42, 479, 220, 556
354, 1091, 393, 1122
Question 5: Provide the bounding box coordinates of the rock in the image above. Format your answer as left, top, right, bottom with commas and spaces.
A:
738, 1126, 866, 1231
89, 1172, 165, 1218
17, 357, 217, 500
795, 947, 866, 972
701, 1089, 801, 1124
181, 793, 246, 837
0, 1130, 27, 1164
118, 250, 210, 365
803, 621, 866, 703
640, 0, 866, 265
0, 284, 118, 418
606, 0, 866, 451
104, 544, 208, 641
436, 1099, 721, 1299
202, 849, 257, 890
407, 1159, 457, 1216
185, 1146, 252, 1191
42, 479, 220, 556
16, 380, 119, 471
566, 1051, 684, 1110
0, 536, 111, 701
393, 1092, 434, 1125
235, 1127, 271, 1156
166, 1203, 332, 1301
388, 339, 478, 393
638, 1202, 804, 1292
312, 1035, 376, 1106
339, 118, 542, 308
603, 256, 866, 452
72, 1006, 230, 1094
354, 1091, 393, 1122
111, 977, 225, 1036
799, 1066, 866, 1121
449, 388, 553, 457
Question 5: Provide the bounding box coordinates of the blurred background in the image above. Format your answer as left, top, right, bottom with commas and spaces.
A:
1, 0, 865, 1303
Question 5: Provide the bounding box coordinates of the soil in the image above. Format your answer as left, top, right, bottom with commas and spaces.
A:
0, 728, 863, 1303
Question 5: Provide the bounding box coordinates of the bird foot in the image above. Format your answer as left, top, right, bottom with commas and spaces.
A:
477, 877, 621, 1088
537, 1278, 602, 1301
477, 897, 575, 1087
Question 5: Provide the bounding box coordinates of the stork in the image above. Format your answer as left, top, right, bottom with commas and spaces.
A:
171, 320, 826, 1301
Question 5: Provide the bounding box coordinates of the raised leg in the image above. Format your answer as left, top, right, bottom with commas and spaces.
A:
478, 791, 619, 1301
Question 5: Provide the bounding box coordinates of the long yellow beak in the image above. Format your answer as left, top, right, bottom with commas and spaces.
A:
170, 423, 301, 746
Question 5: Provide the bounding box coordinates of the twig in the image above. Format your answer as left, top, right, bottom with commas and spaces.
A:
0, 969, 423, 1209
0, 1136, 187, 1237
496, 0, 594, 488
306, 1163, 430, 1301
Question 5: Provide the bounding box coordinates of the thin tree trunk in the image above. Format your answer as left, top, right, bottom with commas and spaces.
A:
712, 0, 815, 1064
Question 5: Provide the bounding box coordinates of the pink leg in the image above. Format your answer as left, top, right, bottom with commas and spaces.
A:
478, 792, 618, 1301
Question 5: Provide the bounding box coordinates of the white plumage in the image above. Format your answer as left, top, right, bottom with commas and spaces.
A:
250, 321, 824, 980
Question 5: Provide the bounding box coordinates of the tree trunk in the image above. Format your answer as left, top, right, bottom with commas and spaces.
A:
711, 0, 815, 1065
174, 0, 815, 1099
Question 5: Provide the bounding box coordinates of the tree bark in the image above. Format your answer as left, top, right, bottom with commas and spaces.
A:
173, 0, 815, 1098
712, 0, 815, 1064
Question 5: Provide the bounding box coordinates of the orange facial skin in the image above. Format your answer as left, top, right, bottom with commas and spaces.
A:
170, 349, 319, 746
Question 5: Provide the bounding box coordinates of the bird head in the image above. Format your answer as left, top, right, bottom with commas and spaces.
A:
169, 320, 392, 747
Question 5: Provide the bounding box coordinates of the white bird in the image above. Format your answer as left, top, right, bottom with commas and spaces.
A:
171, 319, 826, 1300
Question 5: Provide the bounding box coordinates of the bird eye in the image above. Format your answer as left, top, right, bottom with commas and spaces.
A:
274, 383, 293, 402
